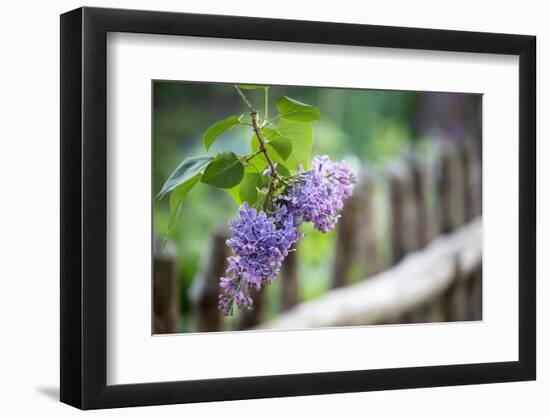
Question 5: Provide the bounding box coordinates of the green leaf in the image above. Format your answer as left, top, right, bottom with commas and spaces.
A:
203, 115, 241, 151
239, 173, 268, 205
277, 119, 314, 170
249, 130, 292, 175
201, 151, 245, 189
224, 165, 257, 205
274, 162, 290, 177
260, 127, 280, 140
166, 203, 183, 240
166, 173, 201, 233
239, 85, 269, 90
250, 128, 292, 161
169, 173, 201, 212
275, 96, 321, 123
156, 156, 213, 199
268, 135, 292, 161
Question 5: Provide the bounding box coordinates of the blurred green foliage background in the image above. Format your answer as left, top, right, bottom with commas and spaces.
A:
153, 81, 481, 332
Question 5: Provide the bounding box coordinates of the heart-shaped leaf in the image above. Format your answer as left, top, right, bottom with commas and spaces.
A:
250, 128, 293, 161
277, 119, 313, 170
169, 173, 202, 212
268, 135, 292, 161
156, 156, 213, 199
275, 96, 321, 123
224, 165, 260, 205
260, 127, 281, 140
239, 172, 268, 205
201, 151, 244, 189
167, 173, 202, 232
203, 115, 241, 151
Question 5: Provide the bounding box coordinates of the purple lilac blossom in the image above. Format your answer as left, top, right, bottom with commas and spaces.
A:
218, 155, 355, 315
280, 155, 356, 232
218, 203, 301, 315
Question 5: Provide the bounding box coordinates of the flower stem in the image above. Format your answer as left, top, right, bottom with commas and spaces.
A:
233, 85, 254, 111
234, 85, 278, 188
251, 111, 278, 184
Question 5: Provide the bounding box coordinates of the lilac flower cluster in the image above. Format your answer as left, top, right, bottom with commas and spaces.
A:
280, 155, 356, 233
219, 155, 355, 315
218, 203, 301, 315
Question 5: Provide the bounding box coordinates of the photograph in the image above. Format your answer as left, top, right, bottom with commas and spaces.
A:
152, 81, 483, 334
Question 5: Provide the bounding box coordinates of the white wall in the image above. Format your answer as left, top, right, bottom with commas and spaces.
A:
0, 0, 546, 415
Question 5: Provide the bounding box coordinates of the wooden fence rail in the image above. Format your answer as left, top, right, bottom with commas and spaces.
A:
258, 217, 481, 329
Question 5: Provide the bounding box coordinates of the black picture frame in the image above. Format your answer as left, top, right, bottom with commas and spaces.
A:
60, 6, 536, 410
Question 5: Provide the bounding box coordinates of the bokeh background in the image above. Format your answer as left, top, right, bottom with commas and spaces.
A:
153, 81, 482, 333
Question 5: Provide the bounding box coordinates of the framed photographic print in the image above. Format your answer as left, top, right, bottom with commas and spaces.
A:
60, 6, 536, 409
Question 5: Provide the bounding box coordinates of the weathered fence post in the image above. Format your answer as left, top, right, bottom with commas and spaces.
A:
437, 142, 469, 321
356, 168, 383, 279
404, 151, 436, 322
407, 151, 434, 249
388, 159, 419, 265
438, 143, 465, 233
153, 238, 179, 334
332, 166, 384, 289
331, 191, 361, 288
280, 248, 299, 311
460, 137, 483, 320
385, 158, 421, 324
189, 226, 229, 332
460, 137, 482, 220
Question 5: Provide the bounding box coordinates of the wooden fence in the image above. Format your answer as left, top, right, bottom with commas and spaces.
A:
153, 137, 482, 333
